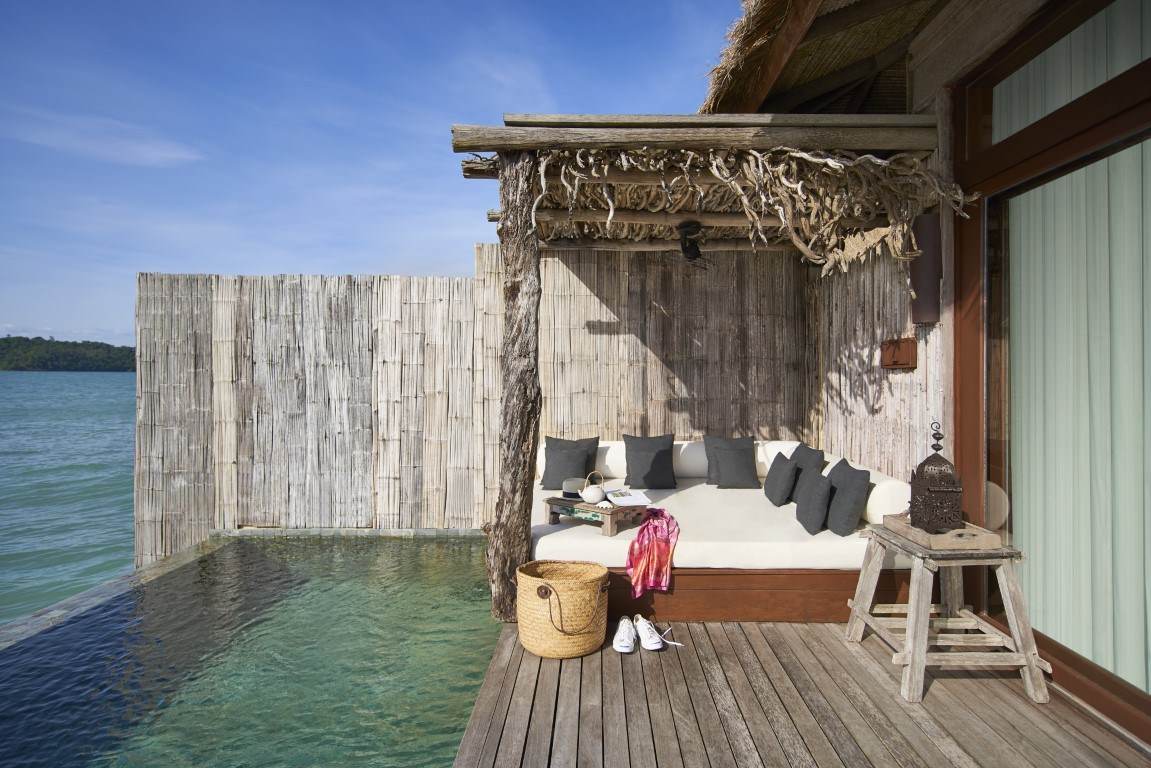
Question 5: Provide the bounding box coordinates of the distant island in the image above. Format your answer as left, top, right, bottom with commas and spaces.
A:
0, 336, 135, 372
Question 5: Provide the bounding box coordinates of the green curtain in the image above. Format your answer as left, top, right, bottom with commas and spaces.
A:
996, 0, 1150, 693
992, 0, 1150, 142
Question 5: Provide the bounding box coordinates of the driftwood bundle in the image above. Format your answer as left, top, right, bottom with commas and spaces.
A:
478, 147, 972, 275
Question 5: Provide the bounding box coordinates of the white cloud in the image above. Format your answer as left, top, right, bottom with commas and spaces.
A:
0, 106, 202, 167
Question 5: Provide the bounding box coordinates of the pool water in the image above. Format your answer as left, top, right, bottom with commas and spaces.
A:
0, 537, 500, 768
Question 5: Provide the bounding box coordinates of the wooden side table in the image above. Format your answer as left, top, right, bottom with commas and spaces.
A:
845, 524, 1052, 704
544, 497, 646, 537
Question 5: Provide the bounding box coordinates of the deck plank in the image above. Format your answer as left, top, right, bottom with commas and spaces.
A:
783, 623, 918, 768
620, 646, 657, 768
494, 650, 541, 768
456, 626, 519, 768
722, 623, 819, 768
808, 623, 962, 768
996, 674, 1151, 768
640, 644, 684, 768
578, 650, 604, 768
943, 667, 1104, 768
688, 622, 766, 768
523, 657, 560, 766
739, 623, 845, 768
550, 658, 581, 768
670, 622, 739, 768
704, 622, 788, 766
954, 669, 1119, 768
601, 641, 630, 768
476, 642, 527, 768
759, 623, 871, 768
657, 636, 710, 768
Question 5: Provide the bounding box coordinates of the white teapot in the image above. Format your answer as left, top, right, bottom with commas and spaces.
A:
579, 471, 606, 504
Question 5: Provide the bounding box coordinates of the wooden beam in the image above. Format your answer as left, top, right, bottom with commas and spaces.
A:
806, 0, 921, 42
761, 32, 916, 113
501, 113, 936, 128
538, 238, 791, 253
487, 150, 542, 623
710, 0, 823, 113
452, 123, 937, 153
488, 208, 773, 228
466, 162, 724, 184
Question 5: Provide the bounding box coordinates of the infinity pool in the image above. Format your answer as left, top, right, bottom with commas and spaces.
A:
0, 537, 499, 767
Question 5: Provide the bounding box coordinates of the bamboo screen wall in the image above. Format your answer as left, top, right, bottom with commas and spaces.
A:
537, 248, 811, 442
806, 255, 948, 483
135, 245, 939, 565
135, 269, 501, 566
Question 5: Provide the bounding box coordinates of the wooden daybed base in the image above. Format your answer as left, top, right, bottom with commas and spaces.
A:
607, 567, 914, 622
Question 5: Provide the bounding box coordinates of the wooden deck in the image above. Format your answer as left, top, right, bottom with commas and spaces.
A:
455, 623, 1151, 768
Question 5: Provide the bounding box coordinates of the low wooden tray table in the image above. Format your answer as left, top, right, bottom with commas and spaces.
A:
845, 520, 1052, 704
544, 496, 646, 537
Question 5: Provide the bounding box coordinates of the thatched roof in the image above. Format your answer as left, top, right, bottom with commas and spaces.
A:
702, 0, 943, 115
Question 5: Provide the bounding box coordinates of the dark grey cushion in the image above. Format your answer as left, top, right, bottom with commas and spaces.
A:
713, 445, 760, 489
541, 436, 598, 490
623, 434, 676, 489
789, 443, 825, 503
763, 454, 800, 505
795, 471, 832, 535
703, 435, 755, 485
791, 442, 825, 472
827, 460, 871, 536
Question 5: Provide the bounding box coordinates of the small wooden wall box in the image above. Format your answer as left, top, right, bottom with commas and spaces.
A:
880, 338, 917, 370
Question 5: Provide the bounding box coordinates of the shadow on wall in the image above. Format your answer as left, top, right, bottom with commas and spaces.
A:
538, 248, 812, 442
807, 254, 935, 480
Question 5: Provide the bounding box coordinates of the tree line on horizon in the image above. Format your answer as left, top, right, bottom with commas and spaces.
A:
0, 336, 135, 372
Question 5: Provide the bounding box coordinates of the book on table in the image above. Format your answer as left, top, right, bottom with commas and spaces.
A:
605, 489, 651, 507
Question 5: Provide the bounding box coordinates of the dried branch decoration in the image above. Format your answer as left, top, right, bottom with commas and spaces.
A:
481, 147, 973, 275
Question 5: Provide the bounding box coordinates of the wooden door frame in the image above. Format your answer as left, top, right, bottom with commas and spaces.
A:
951, 0, 1151, 741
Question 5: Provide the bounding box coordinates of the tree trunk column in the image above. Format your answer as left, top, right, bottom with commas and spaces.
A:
487, 150, 542, 622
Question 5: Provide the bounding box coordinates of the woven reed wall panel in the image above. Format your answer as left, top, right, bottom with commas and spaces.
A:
135, 272, 488, 565
134, 274, 217, 567
537, 249, 811, 442
806, 256, 944, 482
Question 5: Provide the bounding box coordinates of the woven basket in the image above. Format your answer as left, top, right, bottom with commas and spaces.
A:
516, 560, 609, 659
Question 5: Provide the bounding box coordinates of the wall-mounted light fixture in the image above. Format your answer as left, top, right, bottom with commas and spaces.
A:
910, 212, 941, 324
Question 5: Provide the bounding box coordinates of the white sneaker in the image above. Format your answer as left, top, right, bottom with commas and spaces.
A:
612, 616, 637, 653
634, 615, 665, 651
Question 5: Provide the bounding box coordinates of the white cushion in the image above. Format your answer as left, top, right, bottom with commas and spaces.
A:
531, 478, 910, 569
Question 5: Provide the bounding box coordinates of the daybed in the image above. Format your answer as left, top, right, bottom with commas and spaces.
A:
530, 440, 914, 621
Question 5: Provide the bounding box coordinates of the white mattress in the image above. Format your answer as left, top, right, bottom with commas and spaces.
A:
531, 478, 911, 570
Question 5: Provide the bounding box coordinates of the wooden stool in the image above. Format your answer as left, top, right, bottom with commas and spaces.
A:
845, 524, 1051, 704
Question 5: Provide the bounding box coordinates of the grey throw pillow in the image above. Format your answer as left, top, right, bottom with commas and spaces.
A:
541, 436, 598, 490
703, 435, 756, 485
795, 471, 832, 535
713, 445, 760, 489
623, 434, 676, 489
789, 443, 825, 503
763, 454, 800, 505
827, 460, 871, 536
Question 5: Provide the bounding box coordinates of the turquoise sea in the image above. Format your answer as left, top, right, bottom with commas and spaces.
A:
0, 371, 135, 623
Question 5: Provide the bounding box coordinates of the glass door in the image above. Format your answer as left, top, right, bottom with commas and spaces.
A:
985, 136, 1150, 692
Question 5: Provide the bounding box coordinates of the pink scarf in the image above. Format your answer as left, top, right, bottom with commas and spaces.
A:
625, 508, 679, 599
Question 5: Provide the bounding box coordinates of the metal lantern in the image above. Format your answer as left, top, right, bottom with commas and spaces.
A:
909, 422, 963, 533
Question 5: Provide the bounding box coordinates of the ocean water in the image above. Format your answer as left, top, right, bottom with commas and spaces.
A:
0, 371, 136, 623
0, 537, 500, 767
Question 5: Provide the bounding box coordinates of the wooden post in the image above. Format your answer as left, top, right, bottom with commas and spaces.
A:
486, 150, 543, 622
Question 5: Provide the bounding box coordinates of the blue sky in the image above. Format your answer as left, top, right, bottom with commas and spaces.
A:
0, 1, 738, 345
